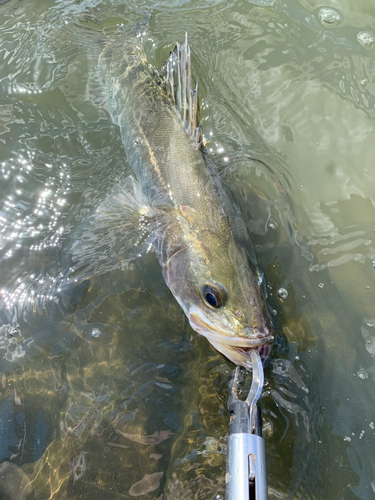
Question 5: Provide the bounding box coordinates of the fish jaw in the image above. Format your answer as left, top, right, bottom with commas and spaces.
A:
209, 340, 273, 369
188, 306, 274, 366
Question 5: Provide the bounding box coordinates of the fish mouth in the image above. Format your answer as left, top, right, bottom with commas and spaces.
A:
189, 310, 274, 349
210, 340, 273, 368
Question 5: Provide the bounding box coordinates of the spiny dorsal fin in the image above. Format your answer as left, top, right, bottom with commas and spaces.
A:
160, 33, 200, 145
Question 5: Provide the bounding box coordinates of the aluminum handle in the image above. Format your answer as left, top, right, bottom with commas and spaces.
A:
226, 432, 268, 500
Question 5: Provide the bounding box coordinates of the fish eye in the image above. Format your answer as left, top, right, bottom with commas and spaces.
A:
201, 283, 227, 309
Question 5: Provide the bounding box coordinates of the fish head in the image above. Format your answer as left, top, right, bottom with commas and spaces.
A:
161, 221, 274, 369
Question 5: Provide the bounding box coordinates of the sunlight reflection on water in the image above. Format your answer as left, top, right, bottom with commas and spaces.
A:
0, 0, 374, 498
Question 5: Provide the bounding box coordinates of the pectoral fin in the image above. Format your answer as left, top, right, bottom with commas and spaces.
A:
68, 176, 155, 280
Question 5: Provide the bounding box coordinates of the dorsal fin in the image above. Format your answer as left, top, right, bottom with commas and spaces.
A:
160, 33, 200, 144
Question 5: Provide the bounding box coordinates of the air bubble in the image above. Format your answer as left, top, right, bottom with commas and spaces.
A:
8, 326, 20, 337
318, 283, 324, 289
277, 288, 288, 299
357, 31, 374, 48
91, 328, 101, 339
357, 368, 368, 380
318, 7, 342, 25
268, 220, 277, 230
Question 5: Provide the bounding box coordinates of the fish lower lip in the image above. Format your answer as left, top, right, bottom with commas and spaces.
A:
189, 313, 273, 348
209, 339, 273, 368
203, 331, 274, 348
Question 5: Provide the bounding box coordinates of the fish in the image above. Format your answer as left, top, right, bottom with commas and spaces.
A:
89, 28, 274, 370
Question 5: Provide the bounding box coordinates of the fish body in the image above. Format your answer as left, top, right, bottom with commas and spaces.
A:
95, 31, 273, 369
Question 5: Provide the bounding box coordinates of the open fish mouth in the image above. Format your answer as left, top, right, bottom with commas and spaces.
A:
210, 340, 273, 369
189, 310, 274, 368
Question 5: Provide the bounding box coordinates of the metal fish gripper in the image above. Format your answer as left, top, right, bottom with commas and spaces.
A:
225, 349, 268, 500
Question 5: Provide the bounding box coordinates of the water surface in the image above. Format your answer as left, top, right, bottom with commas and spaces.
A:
0, 0, 374, 498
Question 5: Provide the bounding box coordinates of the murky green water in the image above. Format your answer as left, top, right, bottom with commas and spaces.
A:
0, 0, 374, 498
